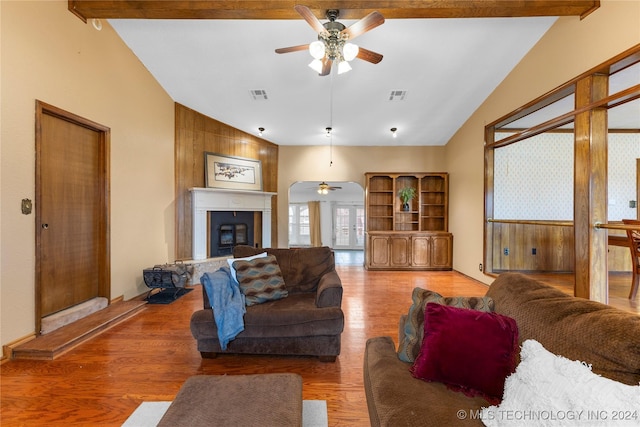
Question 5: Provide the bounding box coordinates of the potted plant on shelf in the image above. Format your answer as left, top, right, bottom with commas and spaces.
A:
398, 187, 417, 212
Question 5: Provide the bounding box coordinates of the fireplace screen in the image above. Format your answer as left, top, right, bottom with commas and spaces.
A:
219, 224, 248, 248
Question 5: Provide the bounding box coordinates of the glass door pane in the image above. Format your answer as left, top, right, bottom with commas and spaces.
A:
334, 205, 365, 249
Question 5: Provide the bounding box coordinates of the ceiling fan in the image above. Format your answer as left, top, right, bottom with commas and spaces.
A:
315, 181, 342, 194
275, 5, 385, 76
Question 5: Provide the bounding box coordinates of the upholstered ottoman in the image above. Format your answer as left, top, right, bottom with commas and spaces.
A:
157, 373, 303, 426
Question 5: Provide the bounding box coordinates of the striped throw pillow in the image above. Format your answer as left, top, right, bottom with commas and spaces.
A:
233, 255, 288, 306
397, 288, 495, 363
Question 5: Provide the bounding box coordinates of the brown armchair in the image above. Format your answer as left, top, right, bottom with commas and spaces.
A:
190, 246, 344, 361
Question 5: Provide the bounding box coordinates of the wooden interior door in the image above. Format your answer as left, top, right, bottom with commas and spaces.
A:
35, 101, 110, 332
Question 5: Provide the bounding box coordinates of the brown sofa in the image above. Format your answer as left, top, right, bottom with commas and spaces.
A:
190, 245, 344, 361
364, 272, 640, 426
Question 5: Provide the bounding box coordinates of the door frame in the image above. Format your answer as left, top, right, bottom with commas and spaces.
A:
35, 100, 111, 335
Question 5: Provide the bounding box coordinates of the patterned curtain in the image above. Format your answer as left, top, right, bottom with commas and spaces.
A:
308, 201, 322, 247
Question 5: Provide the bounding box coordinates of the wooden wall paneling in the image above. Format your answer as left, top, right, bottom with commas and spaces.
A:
513, 223, 525, 269
491, 223, 576, 272
174, 103, 279, 259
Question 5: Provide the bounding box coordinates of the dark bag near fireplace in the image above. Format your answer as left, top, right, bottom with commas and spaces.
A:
143, 261, 192, 289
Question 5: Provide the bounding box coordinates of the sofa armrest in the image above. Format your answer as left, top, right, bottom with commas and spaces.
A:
202, 284, 211, 309
315, 270, 343, 308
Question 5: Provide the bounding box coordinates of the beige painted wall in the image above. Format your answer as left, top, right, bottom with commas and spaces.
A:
445, 0, 640, 284
1, 1, 175, 348
277, 145, 446, 246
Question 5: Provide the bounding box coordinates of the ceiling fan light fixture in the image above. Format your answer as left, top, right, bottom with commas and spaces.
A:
258, 127, 265, 136
325, 127, 332, 137
343, 43, 359, 61
309, 40, 326, 59
318, 182, 330, 195
391, 127, 398, 138
337, 60, 352, 74
309, 59, 322, 74
308, 59, 324, 73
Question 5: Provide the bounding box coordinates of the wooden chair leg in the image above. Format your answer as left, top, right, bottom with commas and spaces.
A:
629, 270, 639, 300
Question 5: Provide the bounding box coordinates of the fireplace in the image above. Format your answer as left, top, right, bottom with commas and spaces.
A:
190, 188, 276, 260
210, 210, 254, 256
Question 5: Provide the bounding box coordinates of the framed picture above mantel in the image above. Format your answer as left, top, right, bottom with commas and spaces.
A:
204, 152, 263, 191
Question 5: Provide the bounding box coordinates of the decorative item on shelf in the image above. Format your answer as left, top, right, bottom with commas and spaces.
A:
398, 187, 417, 212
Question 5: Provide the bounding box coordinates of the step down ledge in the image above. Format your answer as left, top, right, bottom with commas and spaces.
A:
12, 301, 147, 361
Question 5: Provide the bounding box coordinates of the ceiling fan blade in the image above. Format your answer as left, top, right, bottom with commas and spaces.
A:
342, 11, 384, 40
275, 44, 310, 54
320, 58, 332, 76
356, 47, 383, 64
294, 5, 329, 37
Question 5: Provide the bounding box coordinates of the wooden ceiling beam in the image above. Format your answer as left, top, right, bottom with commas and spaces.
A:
68, 1, 600, 22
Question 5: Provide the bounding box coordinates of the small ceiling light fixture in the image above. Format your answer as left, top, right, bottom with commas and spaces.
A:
390, 127, 398, 138
91, 18, 102, 31
258, 127, 265, 136
325, 127, 332, 138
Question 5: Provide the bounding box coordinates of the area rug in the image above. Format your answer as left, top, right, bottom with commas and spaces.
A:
122, 400, 328, 427
145, 288, 192, 304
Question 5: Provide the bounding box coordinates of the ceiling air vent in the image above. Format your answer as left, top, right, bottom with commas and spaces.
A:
389, 90, 407, 101
250, 89, 268, 101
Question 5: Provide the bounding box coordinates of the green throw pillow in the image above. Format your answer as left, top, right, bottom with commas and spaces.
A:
397, 288, 495, 363
233, 255, 288, 306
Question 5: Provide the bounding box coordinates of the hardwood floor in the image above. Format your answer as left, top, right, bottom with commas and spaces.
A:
0, 268, 636, 426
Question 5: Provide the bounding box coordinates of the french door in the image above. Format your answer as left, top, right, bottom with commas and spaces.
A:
333, 205, 364, 249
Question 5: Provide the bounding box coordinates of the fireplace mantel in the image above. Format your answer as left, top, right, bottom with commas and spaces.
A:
190, 187, 276, 260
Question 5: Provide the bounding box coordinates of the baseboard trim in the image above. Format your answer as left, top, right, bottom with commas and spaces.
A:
2, 334, 37, 364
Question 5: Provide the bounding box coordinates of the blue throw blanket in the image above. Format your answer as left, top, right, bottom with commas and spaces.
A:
200, 266, 246, 350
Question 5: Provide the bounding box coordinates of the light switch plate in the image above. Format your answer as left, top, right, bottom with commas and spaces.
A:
21, 198, 32, 215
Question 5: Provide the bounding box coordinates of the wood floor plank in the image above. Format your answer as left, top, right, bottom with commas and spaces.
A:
0, 268, 636, 426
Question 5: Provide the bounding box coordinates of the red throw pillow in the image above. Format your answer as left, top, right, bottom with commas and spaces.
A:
410, 302, 519, 404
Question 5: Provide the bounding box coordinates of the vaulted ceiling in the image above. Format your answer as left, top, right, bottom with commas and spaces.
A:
68, 1, 600, 146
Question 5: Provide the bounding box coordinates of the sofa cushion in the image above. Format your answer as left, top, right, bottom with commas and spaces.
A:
190, 293, 344, 339
233, 246, 335, 294
227, 251, 267, 283
410, 303, 519, 404
487, 272, 640, 386
483, 339, 640, 426
398, 288, 494, 363
364, 336, 490, 427
233, 255, 288, 306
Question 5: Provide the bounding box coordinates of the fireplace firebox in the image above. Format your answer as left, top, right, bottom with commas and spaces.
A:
210, 210, 255, 256
219, 223, 248, 250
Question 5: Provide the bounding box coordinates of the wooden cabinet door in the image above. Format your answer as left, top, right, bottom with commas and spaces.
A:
369, 235, 391, 268
411, 236, 432, 267
390, 236, 410, 267
431, 234, 453, 268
